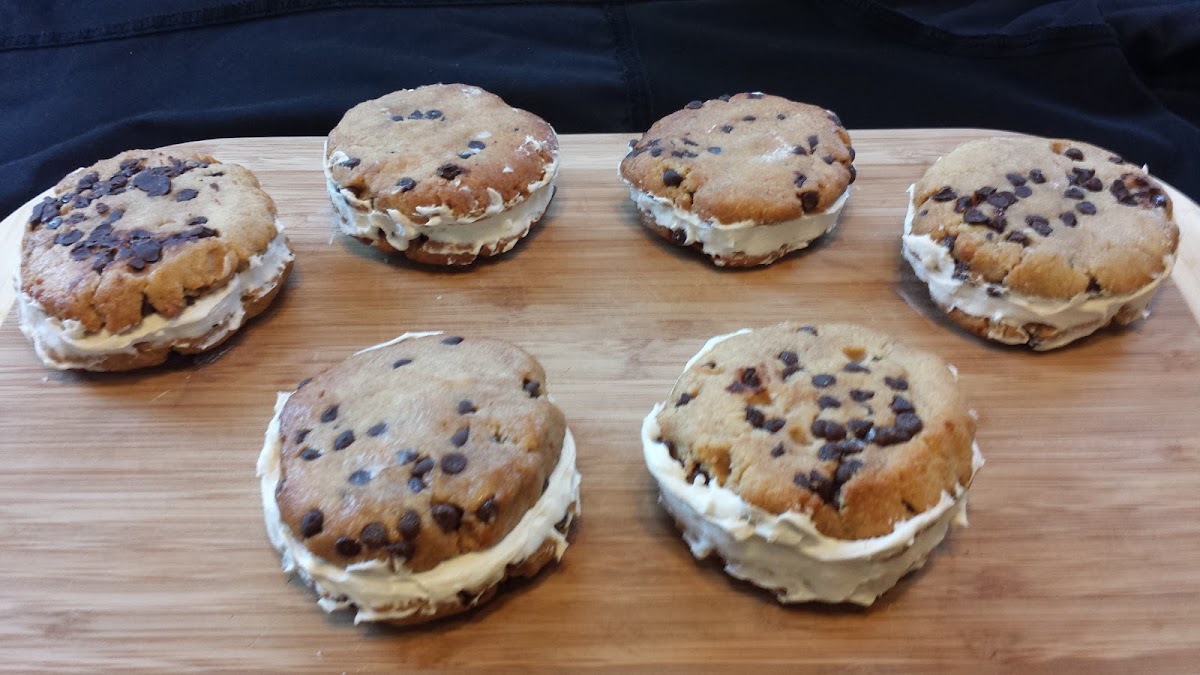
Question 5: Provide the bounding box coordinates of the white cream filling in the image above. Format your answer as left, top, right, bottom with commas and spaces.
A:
626, 185, 849, 265
642, 330, 982, 606
17, 224, 293, 369
257, 333, 581, 624
324, 142, 558, 256
901, 186, 1175, 350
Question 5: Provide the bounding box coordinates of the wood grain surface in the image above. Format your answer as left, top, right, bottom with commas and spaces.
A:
1, 132, 1198, 672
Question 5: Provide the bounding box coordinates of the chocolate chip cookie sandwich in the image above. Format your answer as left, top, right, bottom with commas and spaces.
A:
15, 149, 294, 371
258, 332, 581, 624
903, 137, 1179, 350
324, 84, 559, 265
619, 92, 855, 266
642, 323, 982, 605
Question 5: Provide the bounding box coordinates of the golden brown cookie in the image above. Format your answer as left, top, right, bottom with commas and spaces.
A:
642, 324, 982, 605
258, 333, 581, 624
325, 84, 559, 265
903, 137, 1179, 350
16, 149, 294, 371
619, 92, 855, 266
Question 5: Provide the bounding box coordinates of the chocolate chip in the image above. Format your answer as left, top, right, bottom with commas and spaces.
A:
744, 406, 766, 429
1005, 173, 1027, 187
175, 188, 198, 202
974, 186, 996, 201
361, 523, 388, 548
847, 419, 873, 439
964, 208, 990, 224
1006, 230, 1031, 246
467, 140, 486, 150
1064, 187, 1085, 200
441, 336, 464, 345
436, 163, 463, 180
800, 191, 820, 212
399, 509, 421, 538
407, 477, 425, 493
792, 146, 808, 156
890, 396, 915, 414
396, 177, 416, 192
848, 165, 857, 183
385, 541, 415, 559
670, 150, 697, 159
807, 135, 819, 150
412, 457, 435, 476
348, 469, 371, 485
818, 396, 841, 409
1064, 147, 1084, 161
686, 100, 703, 109
95, 202, 110, 215
718, 94, 732, 102
397, 449, 418, 465
740, 367, 762, 389
707, 146, 722, 154
743, 115, 757, 121
523, 379, 542, 397
131, 239, 161, 263
367, 422, 387, 437
794, 174, 807, 188
812, 374, 836, 388
987, 191, 1017, 209
650, 148, 663, 157
320, 405, 338, 423
953, 196, 972, 213
300, 510, 324, 538
843, 362, 870, 373
458, 151, 473, 160
1060, 211, 1078, 227
796, 327, 816, 336
392, 358, 412, 368
835, 459, 863, 485
748, 92, 764, 99
426, 109, 443, 119
441, 453, 468, 474
55, 229, 83, 246
872, 426, 910, 446
1026, 215, 1052, 236
763, 418, 786, 433
294, 429, 311, 444
299, 447, 321, 461
895, 411, 924, 436
662, 169, 684, 187
849, 389, 874, 402
334, 430, 355, 450
812, 419, 847, 441
1083, 176, 1103, 192
721, 125, 734, 133
409, 109, 424, 119
1076, 201, 1097, 215
1029, 169, 1046, 184
127, 258, 145, 271
932, 186, 957, 202
335, 537, 361, 557
132, 171, 171, 197
781, 365, 801, 381
822, 155, 835, 165
475, 498, 498, 524
456, 400, 477, 415
675, 393, 693, 407
431, 504, 464, 532
883, 376, 908, 391
451, 427, 469, 447
1014, 185, 1033, 198
778, 350, 799, 366
771, 443, 785, 458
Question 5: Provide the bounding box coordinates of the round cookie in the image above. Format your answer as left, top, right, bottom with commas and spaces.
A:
903, 136, 1179, 350
16, 149, 294, 371
642, 323, 982, 605
619, 92, 855, 266
258, 332, 581, 624
324, 84, 559, 265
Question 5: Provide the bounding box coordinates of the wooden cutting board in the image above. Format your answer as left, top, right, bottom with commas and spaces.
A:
1, 131, 1198, 671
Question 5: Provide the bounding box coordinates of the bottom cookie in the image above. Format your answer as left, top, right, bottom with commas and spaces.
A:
356, 211, 548, 266
938, 301, 1144, 351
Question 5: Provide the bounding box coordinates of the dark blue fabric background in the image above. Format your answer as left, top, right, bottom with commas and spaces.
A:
1, 0, 1197, 215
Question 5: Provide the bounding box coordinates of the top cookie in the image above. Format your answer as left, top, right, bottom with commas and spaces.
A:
655, 323, 975, 540
274, 335, 567, 572
20, 149, 279, 335
910, 137, 1179, 299
619, 93, 854, 224
325, 84, 558, 221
